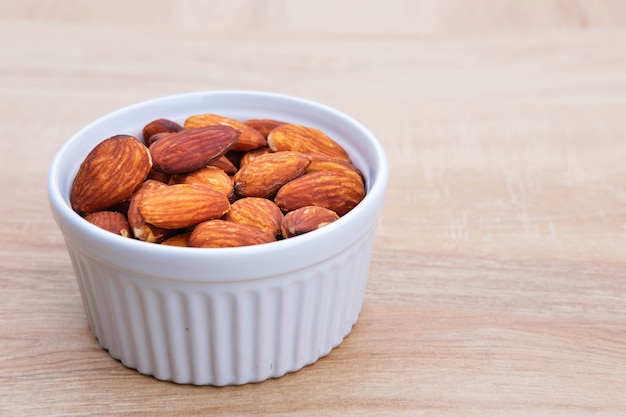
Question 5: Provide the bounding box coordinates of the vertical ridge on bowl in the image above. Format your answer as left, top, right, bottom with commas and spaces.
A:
66, 243, 99, 341
253, 288, 273, 382
143, 288, 168, 379
293, 279, 312, 369
164, 290, 187, 382
106, 274, 133, 367
119, 281, 144, 372
186, 292, 210, 384
232, 290, 251, 383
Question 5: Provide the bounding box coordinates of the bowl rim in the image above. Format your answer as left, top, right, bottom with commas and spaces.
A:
47, 90, 389, 280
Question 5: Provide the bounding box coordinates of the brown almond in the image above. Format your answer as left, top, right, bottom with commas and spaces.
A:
146, 168, 170, 183
267, 124, 350, 161
84, 211, 132, 237
145, 132, 172, 146
281, 206, 339, 238
305, 153, 364, 181
161, 232, 191, 247
138, 184, 230, 229
128, 180, 175, 243
225, 197, 283, 237
169, 165, 234, 200
71, 135, 152, 214
149, 125, 240, 174
274, 170, 365, 216
184, 113, 266, 152
189, 220, 275, 248
244, 118, 286, 138
233, 151, 312, 198
141, 118, 182, 145
239, 147, 271, 167
209, 155, 238, 175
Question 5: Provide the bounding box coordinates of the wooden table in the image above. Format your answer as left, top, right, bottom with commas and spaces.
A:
2, 1, 625, 415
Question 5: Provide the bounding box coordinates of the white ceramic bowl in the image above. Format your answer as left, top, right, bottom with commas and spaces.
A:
47, 91, 388, 385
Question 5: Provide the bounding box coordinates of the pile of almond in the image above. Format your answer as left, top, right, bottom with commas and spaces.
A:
70, 113, 366, 248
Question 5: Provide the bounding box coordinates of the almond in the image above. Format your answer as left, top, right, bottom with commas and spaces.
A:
233, 151, 312, 198
146, 168, 170, 184
161, 232, 191, 247
184, 113, 266, 151
138, 184, 230, 229
71, 135, 152, 214
225, 197, 283, 237
209, 155, 238, 175
305, 153, 364, 181
188, 220, 275, 248
84, 211, 132, 237
128, 180, 175, 242
239, 147, 271, 167
149, 125, 240, 174
267, 124, 350, 161
141, 118, 182, 145
244, 118, 286, 138
169, 165, 233, 200
274, 170, 365, 216
281, 206, 339, 238
145, 132, 173, 146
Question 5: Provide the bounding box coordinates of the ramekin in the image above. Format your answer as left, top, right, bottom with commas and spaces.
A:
47, 90, 388, 385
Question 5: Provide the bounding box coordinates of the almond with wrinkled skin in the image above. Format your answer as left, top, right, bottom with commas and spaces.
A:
141, 118, 182, 145
239, 147, 271, 167
226, 197, 283, 237
146, 168, 170, 184
189, 220, 275, 248
71, 135, 152, 214
184, 113, 266, 152
209, 155, 238, 175
267, 124, 350, 161
244, 118, 286, 138
233, 151, 312, 198
274, 170, 365, 216
149, 125, 240, 174
84, 211, 132, 237
169, 165, 233, 200
281, 206, 339, 238
128, 180, 175, 242
305, 153, 364, 181
161, 232, 191, 247
145, 132, 172, 146
138, 184, 230, 229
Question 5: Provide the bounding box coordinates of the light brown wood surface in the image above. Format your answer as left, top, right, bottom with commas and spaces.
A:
2, 1, 625, 415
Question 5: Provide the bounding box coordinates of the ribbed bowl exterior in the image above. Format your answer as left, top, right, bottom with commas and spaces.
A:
66, 226, 375, 385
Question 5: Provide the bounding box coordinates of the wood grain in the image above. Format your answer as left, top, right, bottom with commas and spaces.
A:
1, 1, 625, 415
